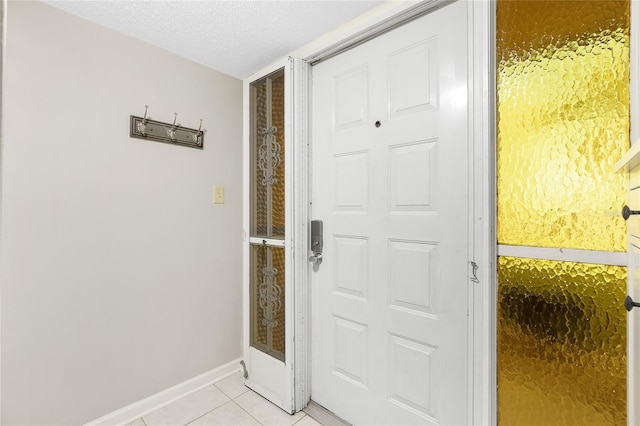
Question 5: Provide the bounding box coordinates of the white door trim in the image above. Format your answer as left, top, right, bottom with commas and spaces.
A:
468, 1, 496, 424
629, 1, 639, 424
630, 0, 639, 146
289, 57, 312, 413
289, 1, 496, 424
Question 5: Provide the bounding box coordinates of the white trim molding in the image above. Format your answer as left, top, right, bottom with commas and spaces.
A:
630, 0, 639, 146
628, 1, 639, 424
498, 244, 627, 267
289, 56, 311, 412
469, 0, 496, 424
85, 359, 242, 426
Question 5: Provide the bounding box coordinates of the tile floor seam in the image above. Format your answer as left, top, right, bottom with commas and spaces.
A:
230, 398, 267, 425
181, 396, 269, 426
141, 384, 231, 426
177, 374, 251, 426
130, 372, 321, 426
291, 414, 308, 426
213, 382, 250, 400
233, 391, 307, 426
177, 388, 233, 426
183, 403, 220, 426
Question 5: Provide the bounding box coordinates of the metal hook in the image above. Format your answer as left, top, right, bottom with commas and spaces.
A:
137, 105, 150, 136
623, 205, 640, 220
192, 119, 204, 145
167, 112, 178, 141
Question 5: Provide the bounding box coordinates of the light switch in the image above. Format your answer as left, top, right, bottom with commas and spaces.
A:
213, 185, 224, 204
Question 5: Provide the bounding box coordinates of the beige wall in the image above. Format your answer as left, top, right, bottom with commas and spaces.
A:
1, 1, 243, 424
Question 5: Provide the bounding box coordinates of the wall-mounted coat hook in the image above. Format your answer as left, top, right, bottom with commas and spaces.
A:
137, 105, 149, 136
130, 107, 204, 149
192, 119, 204, 143
166, 112, 178, 141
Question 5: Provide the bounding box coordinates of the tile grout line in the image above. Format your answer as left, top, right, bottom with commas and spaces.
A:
291, 413, 310, 425
181, 382, 261, 426
231, 390, 310, 426
230, 398, 267, 425
181, 384, 234, 426
139, 374, 312, 426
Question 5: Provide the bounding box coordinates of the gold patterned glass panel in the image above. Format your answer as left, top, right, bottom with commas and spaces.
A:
497, 0, 629, 251
249, 68, 286, 361
251, 69, 285, 239
250, 244, 285, 361
498, 256, 626, 425
271, 74, 285, 238
253, 79, 268, 236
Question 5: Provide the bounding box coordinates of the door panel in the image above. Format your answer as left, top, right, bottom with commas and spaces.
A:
245, 68, 290, 410
311, 2, 469, 424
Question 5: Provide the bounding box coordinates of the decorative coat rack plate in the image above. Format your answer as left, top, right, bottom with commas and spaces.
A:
130, 106, 204, 149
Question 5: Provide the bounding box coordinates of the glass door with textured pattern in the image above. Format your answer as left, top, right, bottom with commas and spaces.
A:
496, 1, 629, 424
250, 70, 286, 361
244, 68, 290, 409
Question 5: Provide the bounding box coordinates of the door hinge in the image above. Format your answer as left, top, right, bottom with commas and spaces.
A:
240, 360, 249, 379
469, 261, 480, 283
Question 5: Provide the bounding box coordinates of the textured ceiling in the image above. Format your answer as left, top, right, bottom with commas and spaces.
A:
42, 0, 385, 79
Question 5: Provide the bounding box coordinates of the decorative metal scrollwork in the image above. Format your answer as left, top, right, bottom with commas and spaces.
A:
258, 126, 281, 186
259, 266, 282, 328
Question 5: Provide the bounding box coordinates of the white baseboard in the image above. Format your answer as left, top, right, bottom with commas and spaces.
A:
85, 358, 243, 426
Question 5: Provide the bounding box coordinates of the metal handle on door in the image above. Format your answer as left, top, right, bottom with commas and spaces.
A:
625, 295, 640, 311
623, 205, 640, 220
309, 220, 323, 266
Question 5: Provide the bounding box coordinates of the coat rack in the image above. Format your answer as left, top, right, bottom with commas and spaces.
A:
130, 105, 204, 149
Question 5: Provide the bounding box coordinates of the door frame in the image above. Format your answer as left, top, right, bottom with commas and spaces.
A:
630, 1, 640, 424
289, 1, 496, 423
243, 0, 496, 422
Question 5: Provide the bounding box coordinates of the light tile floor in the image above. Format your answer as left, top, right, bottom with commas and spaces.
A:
126, 372, 323, 426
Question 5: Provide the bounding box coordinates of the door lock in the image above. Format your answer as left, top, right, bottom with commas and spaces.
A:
309, 253, 323, 265
309, 220, 323, 266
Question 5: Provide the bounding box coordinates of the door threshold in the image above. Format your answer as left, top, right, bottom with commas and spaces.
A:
304, 400, 351, 426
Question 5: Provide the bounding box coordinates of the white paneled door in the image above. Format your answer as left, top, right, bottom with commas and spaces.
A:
310, 2, 470, 424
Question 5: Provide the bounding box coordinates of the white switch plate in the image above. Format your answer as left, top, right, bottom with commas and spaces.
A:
213, 185, 224, 204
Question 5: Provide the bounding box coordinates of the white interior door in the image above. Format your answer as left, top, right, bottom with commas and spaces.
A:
310, 2, 470, 424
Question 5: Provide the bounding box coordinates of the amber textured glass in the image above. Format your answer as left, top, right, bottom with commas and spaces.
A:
250, 244, 285, 361
498, 257, 626, 425
250, 68, 286, 362
497, 1, 630, 424
251, 70, 285, 239
253, 80, 268, 236
497, 0, 629, 251
271, 73, 285, 238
